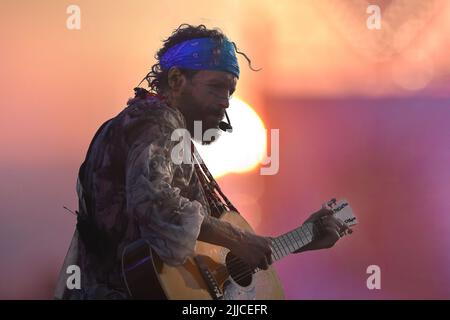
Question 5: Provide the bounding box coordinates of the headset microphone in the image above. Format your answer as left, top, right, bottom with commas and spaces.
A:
218, 111, 233, 132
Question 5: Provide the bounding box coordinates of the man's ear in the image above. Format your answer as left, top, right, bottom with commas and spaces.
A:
167, 67, 187, 93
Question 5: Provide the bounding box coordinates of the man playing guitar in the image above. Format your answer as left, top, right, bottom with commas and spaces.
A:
54, 24, 353, 300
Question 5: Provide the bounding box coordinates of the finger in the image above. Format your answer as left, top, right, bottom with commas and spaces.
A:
322, 218, 341, 232
322, 198, 336, 208
321, 207, 334, 216
342, 228, 353, 236
311, 207, 333, 222
325, 216, 349, 234
338, 226, 354, 237
260, 257, 269, 270
323, 221, 348, 241
334, 218, 350, 232
266, 250, 273, 265
318, 213, 334, 227
340, 223, 351, 235
264, 239, 273, 261
324, 227, 340, 243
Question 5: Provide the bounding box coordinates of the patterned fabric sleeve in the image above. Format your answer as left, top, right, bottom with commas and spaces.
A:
125, 108, 206, 266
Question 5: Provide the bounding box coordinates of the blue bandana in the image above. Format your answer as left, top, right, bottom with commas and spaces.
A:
160, 37, 240, 78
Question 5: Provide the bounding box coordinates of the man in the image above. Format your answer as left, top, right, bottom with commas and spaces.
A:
54, 24, 351, 299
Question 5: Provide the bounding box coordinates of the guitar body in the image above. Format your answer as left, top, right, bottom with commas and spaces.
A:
122, 210, 285, 300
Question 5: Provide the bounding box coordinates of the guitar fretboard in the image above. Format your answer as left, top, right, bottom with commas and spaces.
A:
253, 200, 356, 275
270, 222, 315, 262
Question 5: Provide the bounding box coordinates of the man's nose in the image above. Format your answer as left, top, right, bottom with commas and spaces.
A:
218, 97, 230, 109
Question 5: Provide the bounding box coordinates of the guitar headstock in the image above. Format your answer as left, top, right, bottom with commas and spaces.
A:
325, 198, 358, 227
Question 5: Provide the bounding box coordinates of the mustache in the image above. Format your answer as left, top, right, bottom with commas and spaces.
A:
211, 108, 225, 119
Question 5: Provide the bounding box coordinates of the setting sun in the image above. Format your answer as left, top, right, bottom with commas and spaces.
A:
195, 97, 266, 178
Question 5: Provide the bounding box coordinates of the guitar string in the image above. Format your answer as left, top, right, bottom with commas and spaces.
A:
227, 220, 321, 284
229, 227, 314, 284
191, 143, 318, 284
207, 219, 318, 284
191, 145, 291, 282
224, 223, 314, 284
214, 211, 337, 284
190, 142, 326, 285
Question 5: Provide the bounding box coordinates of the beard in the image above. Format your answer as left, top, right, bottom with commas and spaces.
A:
189, 115, 223, 145
179, 90, 224, 145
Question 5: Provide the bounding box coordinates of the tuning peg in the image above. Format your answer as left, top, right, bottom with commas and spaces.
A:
326, 198, 337, 208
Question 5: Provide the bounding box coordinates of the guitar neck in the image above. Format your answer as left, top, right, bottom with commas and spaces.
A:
270, 222, 314, 262
268, 199, 358, 263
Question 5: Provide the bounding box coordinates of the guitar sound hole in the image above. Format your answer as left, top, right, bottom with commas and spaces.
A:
225, 253, 252, 287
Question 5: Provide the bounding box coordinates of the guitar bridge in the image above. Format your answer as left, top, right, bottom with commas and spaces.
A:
194, 256, 223, 300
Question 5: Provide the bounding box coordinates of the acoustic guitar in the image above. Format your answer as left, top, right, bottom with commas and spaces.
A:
121, 199, 357, 300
